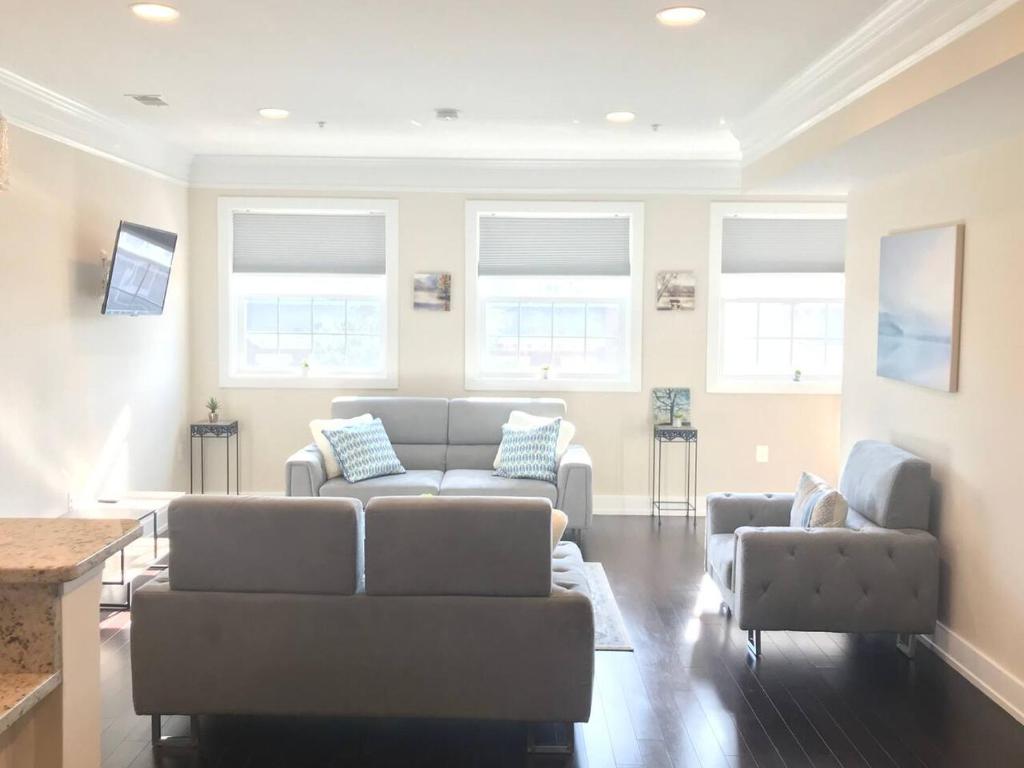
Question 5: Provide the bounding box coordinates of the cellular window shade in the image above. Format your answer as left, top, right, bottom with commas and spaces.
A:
232, 212, 386, 274
478, 215, 631, 276
722, 217, 846, 273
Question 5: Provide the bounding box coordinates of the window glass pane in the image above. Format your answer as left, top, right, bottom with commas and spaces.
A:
520, 304, 552, 337
793, 340, 827, 372
279, 298, 312, 333
518, 336, 552, 367
313, 299, 346, 333
723, 301, 757, 339
553, 304, 586, 337
484, 337, 519, 370
244, 333, 278, 369
279, 333, 312, 352
723, 338, 756, 375
552, 337, 586, 370
757, 339, 792, 374
311, 335, 345, 367
585, 337, 621, 374
346, 335, 382, 371
486, 303, 519, 336
793, 303, 826, 339
827, 303, 844, 340
586, 303, 619, 337
245, 298, 278, 333
347, 300, 382, 334
826, 341, 844, 375
758, 303, 792, 338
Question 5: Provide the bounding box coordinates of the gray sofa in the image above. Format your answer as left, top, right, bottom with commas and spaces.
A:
131, 494, 594, 752
706, 440, 939, 657
286, 396, 594, 531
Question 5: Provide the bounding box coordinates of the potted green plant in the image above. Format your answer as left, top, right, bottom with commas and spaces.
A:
206, 396, 221, 423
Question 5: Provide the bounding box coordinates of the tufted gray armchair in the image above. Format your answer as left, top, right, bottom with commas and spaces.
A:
706, 441, 939, 658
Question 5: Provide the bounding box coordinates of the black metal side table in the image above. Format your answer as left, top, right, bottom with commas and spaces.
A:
190, 420, 239, 495
651, 425, 698, 522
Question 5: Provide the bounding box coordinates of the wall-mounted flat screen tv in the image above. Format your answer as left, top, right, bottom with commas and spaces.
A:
101, 221, 178, 316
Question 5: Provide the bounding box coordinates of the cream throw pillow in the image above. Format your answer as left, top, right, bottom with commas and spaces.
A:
551, 508, 569, 551
790, 472, 849, 528
310, 414, 372, 479
493, 411, 576, 469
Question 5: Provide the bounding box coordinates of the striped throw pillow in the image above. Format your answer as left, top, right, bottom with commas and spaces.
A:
494, 418, 561, 483
790, 472, 848, 528
322, 418, 405, 483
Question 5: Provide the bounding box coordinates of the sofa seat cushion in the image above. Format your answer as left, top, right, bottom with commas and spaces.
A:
320, 470, 442, 504
708, 533, 736, 591
552, 541, 591, 601
439, 469, 557, 503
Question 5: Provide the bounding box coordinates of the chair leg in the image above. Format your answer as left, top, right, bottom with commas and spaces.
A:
151, 715, 200, 753
526, 722, 575, 756
896, 633, 918, 659
747, 629, 762, 658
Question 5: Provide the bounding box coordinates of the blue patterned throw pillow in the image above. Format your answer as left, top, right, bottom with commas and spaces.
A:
322, 418, 405, 483
790, 472, 848, 528
494, 418, 561, 483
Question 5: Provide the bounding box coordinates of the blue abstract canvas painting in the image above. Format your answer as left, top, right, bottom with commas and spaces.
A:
877, 224, 964, 392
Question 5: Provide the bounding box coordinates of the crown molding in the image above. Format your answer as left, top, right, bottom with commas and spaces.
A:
188, 154, 743, 194
734, 0, 1019, 164
0, 67, 192, 184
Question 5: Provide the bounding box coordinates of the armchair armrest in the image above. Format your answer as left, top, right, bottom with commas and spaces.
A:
556, 444, 593, 530
706, 493, 794, 535
285, 444, 327, 497
734, 526, 939, 634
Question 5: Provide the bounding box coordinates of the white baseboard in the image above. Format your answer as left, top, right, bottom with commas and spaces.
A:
918, 622, 1024, 726
594, 494, 706, 517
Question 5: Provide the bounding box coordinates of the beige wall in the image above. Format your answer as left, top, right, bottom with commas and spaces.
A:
842, 131, 1024, 681
0, 127, 190, 516
189, 188, 841, 503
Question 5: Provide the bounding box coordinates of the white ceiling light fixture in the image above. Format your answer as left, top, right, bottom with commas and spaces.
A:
258, 108, 289, 120
655, 6, 706, 27
130, 3, 181, 22
605, 111, 635, 124
410, 119, 423, 127
435, 108, 460, 121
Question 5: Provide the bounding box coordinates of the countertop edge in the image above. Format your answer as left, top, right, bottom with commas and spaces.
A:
0, 671, 62, 738
66, 524, 144, 580
0, 520, 144, 584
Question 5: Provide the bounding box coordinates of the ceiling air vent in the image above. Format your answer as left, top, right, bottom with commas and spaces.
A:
126, 94, 169, 107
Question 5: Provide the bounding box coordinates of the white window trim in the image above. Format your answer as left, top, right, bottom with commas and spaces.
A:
217, 197, 399, 389
707, 201, 846, 395
464, 200, 644, 393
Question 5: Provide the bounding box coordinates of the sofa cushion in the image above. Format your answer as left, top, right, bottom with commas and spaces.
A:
438, 469, 557, 503
320, 469, 442, 504
447, 398, 566, 445
708, 533, 736, 591
839, 440, 931, 530
330, 397, 449, 471
552, 541, 590, 600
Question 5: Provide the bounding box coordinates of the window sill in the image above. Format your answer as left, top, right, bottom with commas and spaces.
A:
707, 377, 841, 395
465, 376, 640, 393
219, 373, 398, 390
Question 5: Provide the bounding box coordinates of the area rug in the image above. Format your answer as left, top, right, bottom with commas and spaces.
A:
584, 562, 633, 651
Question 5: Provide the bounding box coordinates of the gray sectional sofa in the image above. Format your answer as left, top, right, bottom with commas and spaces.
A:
131, 494, 595, 752
285, 396, 594, 531
706, 440, 939, 657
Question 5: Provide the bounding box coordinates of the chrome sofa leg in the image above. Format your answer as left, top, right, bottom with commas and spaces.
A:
527, 721, 575, 755
747, 629, 762, 658
151, 715, 200, 752
896, 633, 918, 659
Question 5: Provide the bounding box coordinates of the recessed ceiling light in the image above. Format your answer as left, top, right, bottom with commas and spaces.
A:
258, 108, 289, 120
605, 111, 635, 124
410, 119, 423, 127
655, 6, 706, 27
435, 107, 460, 121
130, 3, 180, 22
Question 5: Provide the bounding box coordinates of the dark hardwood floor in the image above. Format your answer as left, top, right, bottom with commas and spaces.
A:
99, 515, 1024, 767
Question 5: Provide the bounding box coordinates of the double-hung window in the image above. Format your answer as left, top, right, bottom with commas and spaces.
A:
218, 198, 399, 388
465, 201, 644, 392
707, 202, 846, 394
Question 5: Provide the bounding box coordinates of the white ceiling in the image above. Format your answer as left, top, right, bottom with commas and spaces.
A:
0, 0, 891, 160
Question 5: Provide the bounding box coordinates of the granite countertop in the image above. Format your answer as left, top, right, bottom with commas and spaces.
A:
0, 672, 61, 737
0, 518, 142, 583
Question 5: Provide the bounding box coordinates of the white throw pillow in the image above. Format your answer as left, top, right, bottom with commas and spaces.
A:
310, 414, 372, 479
493, 410, 576, 469
790, 472, 849, 528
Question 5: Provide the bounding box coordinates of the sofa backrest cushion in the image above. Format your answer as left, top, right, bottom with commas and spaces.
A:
331, 396, 448, 470
446, 398, 566, 470
839, 440, 932, 530
169, 496, 362, 595
364, 496, 553, 597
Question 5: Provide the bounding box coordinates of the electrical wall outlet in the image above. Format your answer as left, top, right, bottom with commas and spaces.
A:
755, 445, 770, 463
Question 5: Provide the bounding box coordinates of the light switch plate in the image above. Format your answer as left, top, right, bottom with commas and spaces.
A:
755, 445, 770, 463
